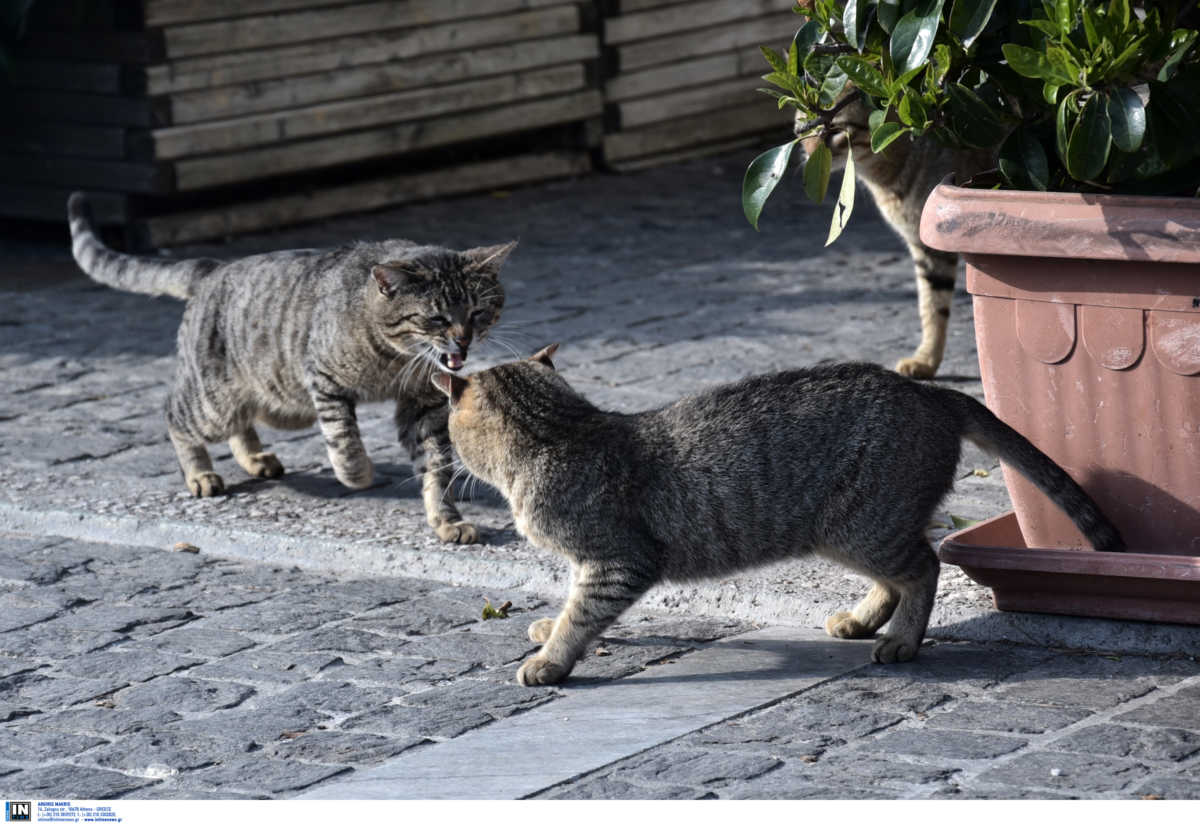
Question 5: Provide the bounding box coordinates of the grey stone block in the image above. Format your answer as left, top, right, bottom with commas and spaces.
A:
264, 730, 422, 765
165, 757, 350, 796
267, 681, 395, 716
975, 751, 1151, 795
52, 606, 194, 635
2, 671, 126, 710
32, 705, 182, 736
1049, 724, 1200, 763
267, 626, 399, 655
115, 677, 255, 712
170, 705, 329, 749
0, 763, 150, 799
541, 777, 715, 800
1134, 776, 1200, 800
187, 650, 344, 686
319, 656, 477, 689
0, 726, 107, 763
871, 728, 1028, 760
0, 621, 124, 659
195, 598, 350, 635
1115, 685, 1200, 728
77, 729, 244, 775
130, 626, 256, 658
56, 647, 201, 683
393, 629, 534, 667
926, 700, 1092, 734
992, 654, 1194, 710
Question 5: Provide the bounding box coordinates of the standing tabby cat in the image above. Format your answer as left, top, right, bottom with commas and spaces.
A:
433, 346, 1123, 685
68, 192, 514, 543
797, 100, 994, 378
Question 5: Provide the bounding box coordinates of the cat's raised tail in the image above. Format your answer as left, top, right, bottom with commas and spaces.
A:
67, 192, 221, 300
948, 390, 1126, 552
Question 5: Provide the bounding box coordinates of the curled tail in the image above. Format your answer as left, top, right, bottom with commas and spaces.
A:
948, 391, 1125, 552
68, 192, 220, 300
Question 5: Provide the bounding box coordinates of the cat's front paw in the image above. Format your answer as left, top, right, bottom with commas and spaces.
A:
895, 356, 938, 380
186, 471, 225, 497
825, 610, 874, 639
244, 452, 284, 479
517, 655, 569, 686
527, 617, 554, 644
871, 634, 920, 664
435, 520, 480, 544
332, 457, 374, 489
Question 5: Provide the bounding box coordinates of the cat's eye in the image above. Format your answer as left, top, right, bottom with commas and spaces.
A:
429, 316, 450, 328
470, 309, 490, 321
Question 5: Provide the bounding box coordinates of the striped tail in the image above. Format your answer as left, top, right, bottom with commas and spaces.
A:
949, 390, 1126, 552
67, 192, 220, 300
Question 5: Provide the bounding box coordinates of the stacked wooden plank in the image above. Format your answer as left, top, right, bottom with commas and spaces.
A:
3, 0, 602, 245
599, 0, 797, 170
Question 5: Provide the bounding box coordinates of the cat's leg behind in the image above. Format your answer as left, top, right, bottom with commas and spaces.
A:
519, 559, 656, 686
165, 367, 230, 497
229, 426, 284, 479
396, 397, 478, 544
895, 243, 959, 380
823, 537, 940, 663
304, 367, 374, 489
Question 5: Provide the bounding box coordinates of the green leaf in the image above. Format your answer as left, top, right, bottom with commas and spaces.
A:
948, 0, 999, 49
946, 82, 1010, 148
843, 0, 870, 52
818, 65, 851, 108
791, 20, 824, 75
1158, 30, 1198, 82
878, 0, 903, 33
835, 54, 891, 98
1042, 82, 1061, 104
893, 63, 926, 92
950, 514, 980, 529
871, 121, 909, 152
742, 141, 797, 230
760, 45, 787, 74
1002, 43, 1073, 84
804, 141, 833, 204
825, 143, 857, 246
1107, 87, 1145, 153
1053, 0, 1073, 34
1108, 0, 1129, 29
1081, 2, 1100, 50
998, 126, 1050, 190
890, 0, 947, 75
1055, 93, 1073, 163
898, 87, 928, 126
1065, 93, 1112, 181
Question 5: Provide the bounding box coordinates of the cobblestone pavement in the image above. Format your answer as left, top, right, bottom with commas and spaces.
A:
1, 149, 1198, 799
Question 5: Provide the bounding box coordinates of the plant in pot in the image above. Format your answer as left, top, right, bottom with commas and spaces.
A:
744, 0, 1200, 624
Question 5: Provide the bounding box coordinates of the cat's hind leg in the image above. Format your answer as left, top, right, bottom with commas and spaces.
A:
230, 426, 284, 479
895, 246, 958, 380
397, 397, 479, 544
168, 426, 224, 497
869, 540, 939, 664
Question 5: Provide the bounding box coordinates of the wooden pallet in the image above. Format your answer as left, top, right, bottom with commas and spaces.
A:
3, 0, 601, 237
599, 0, 794, 169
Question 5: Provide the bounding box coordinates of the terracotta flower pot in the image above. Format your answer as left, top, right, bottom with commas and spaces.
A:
920, 183, 1200, 624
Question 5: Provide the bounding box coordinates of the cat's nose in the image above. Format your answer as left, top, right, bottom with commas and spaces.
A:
453, 335, 470, 352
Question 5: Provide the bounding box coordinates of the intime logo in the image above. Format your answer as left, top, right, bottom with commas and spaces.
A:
4, 802, 31, 822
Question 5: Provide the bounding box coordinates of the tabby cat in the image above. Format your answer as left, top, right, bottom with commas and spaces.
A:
796, 100, 994, 379
433, 346, 1123, 685
68, 192, 514, 543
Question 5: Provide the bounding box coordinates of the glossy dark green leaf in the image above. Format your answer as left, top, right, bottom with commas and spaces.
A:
843, 0, 870, 52
835, 55, 891, 98
818, 65, 851, 107
1065, 93, 1112, 181
742, 141, 796, 230
871, 121, 909, 151
825, 145, 857, 246
1053, 0, 1072, 34
1158, 30, 1199, 82
1002, 43, 1073, 83
790, 21, 824, 76
878, 0, 903, 33
946, 82, 1010, 148
890, 0, 947, 75
1055, 93, 1073, 163
804, 141, 833, 204
998, 126, 1050, 190
898, 87, 928, 126
948, 0, 999, 49
1107, 87, 1145, 153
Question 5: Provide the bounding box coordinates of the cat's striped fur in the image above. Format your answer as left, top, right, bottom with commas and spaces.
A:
435, 349, 1123, 685
68, 192, 514, 543
797, 99, 994, 378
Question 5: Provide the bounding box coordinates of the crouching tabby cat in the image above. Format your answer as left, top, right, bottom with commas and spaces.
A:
68, 192, 514, 543
433, 346, 1123, 685
796, 101, 994, 379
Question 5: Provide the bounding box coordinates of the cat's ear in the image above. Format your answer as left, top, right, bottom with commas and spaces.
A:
529, 343, 559, 370
462, 241, 517, 277
431, 371, 468, 405
371, 263, 424, 298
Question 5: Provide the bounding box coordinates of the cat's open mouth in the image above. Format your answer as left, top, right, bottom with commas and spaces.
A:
438, 352, 465, 372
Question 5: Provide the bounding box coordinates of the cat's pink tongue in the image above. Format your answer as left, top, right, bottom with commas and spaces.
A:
445, 353, 464, 370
